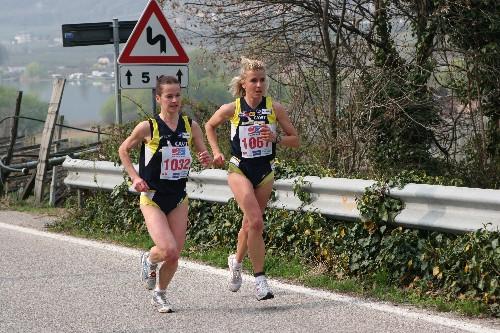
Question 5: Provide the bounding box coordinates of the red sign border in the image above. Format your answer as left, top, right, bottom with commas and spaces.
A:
118, 0, 189, 64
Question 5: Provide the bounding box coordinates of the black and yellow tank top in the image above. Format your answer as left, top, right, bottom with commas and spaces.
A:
230, 96, 277, 161
139, 114, 193, 195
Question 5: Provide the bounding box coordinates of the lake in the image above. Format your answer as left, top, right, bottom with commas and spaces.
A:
1, 79, 115, 127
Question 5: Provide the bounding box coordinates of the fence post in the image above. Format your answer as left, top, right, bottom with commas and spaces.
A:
56, 115, 64, 149
34, 78, 65, 204
49, 115, 65, 206
1, 91, 22, 196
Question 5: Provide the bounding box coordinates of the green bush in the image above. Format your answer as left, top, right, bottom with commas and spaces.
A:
186, 198, 500, 316
59, 183, 146, 235
56, 121, 499, 317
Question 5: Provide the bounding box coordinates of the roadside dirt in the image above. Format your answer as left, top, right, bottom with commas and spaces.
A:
0, 209, 60, 230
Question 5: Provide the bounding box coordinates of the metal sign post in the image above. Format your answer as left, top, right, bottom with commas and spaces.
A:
112, 19, 123, 125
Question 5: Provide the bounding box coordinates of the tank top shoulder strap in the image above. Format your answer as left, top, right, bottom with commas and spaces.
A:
230, 98, 241, 126
265, 96, 277, 124
265, 96, 273, 109
182, 115, 193, 148
146, 117, 160, 152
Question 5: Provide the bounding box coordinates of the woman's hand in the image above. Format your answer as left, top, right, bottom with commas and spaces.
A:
132, 177, 149, 193
212, 152, 226, 167
260, 125, 276, 143
197, 150, 213, 168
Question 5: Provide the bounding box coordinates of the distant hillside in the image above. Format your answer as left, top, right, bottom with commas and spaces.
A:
0, 0, 181, 39
0, 0, 194, 68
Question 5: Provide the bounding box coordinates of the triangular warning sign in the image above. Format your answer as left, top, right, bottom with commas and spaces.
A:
118, 0, 189, 64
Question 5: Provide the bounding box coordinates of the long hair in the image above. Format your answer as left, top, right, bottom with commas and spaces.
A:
229, 57, 268, 97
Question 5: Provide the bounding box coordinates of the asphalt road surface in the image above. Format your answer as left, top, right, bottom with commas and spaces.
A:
0, 211, 499, 333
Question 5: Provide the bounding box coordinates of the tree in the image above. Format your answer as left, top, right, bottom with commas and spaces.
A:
435, 0, 500, 186
170, 0, 499, 187
0, 86, 47, 137
23, 62, 43, 80
176, 0, 370, 166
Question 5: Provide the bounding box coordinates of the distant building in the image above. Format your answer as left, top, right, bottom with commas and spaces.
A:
68, 72, 84, 81
13, 33, 32, 44
97, 57, 111, 66
7, 66, 25, 74
89, 70, 112, 79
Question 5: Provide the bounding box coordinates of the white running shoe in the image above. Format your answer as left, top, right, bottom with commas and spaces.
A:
140, 252, 157, 290
255, 276, 274, 301
151, 290, 173, 313
228, 254, 242, 292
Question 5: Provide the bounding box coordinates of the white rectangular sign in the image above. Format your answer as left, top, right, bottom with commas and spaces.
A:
119, 65, 188, 89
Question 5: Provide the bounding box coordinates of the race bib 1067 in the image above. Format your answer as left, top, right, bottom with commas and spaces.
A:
239, 125, 272, 158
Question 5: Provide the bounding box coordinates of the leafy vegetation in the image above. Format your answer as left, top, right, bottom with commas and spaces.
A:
47, 138, 500, 318
5, 0, 499, 319
49, 173, 499, 317
0, 85, 48, 136
48, 43, 499, 315
172, 1, 500, 189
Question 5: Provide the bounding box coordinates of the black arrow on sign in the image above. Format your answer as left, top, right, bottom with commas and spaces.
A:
146, 26, 166, 53
125, 70, 132, 85
176, 69, 183, 84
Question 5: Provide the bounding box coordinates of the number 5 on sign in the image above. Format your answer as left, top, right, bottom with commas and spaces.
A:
119, 65, 188, 89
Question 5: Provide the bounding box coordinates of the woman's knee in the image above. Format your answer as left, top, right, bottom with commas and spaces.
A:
246, 215, 264, 233
158, 245, 180, 263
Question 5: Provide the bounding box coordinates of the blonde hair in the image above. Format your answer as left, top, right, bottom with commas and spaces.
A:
229, 57, 268, 97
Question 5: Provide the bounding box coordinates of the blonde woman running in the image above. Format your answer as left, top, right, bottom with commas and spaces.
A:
205, 57, 299, 300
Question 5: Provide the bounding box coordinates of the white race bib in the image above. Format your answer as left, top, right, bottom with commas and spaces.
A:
160, 145, 192, 180
238, 125, 272, 158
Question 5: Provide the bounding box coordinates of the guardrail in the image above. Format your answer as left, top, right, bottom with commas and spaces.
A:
62, 157, 500, 233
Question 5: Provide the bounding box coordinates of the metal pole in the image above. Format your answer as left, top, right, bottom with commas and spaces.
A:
112, 18, 122, 125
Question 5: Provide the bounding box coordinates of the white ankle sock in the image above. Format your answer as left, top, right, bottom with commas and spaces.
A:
255, 275, 267, 283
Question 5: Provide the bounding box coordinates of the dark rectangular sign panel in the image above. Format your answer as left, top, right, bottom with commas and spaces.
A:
62, 21, 137, 47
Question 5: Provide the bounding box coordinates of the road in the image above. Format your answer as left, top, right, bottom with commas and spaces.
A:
0, 211, 498, 333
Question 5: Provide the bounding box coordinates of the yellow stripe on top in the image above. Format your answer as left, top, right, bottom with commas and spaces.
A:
230, 98, 241, 127
182, 115, 192, 148
144, 118, 160, 166
230, 97, 276, 125
266, 96, 276, 125
150, 118, 160, 150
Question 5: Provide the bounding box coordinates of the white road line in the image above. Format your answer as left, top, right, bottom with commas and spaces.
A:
1, 222, 498, 333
